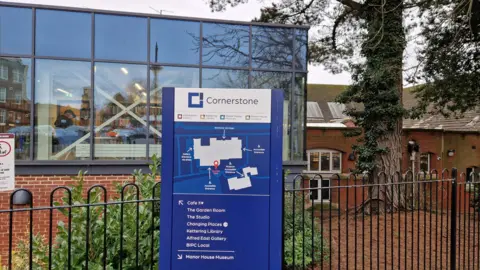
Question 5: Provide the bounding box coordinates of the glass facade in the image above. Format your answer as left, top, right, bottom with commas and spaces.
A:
0, 3, 308, 165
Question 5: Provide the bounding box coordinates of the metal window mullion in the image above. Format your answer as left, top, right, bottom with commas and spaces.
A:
90, 12, 95, 161
29, 7, 36, 161
289, 72, 294, 161
0, 1, 310, 29
303, 29, 309, 161
248, 24, 252, 88
290, 28, 295, 161
0, 53, 32, 58
199, 21, 203, 88
146, 17, 150, 160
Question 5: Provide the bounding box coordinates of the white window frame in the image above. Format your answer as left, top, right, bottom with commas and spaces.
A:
0, 110, 5, 124
309, 177, 331, 203
15, 92, 22, 104
306, 149, 342, 173
419, 152, 431, 173
0, 88, 6, 103
0, 65, 8, 80
13, 69, 22, 83
306, 149, 341, 203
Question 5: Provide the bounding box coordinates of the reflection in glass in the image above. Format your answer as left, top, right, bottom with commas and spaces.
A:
309, 152, 319, 171
0, 58, 31, 160
292, 73, 306, 160
35, 59, 91, 160
36, 9, 91, 58
321, 152, 330, 171
150, 19, 199, 64
202, 69, 248, 88
202, 23, 249, 67
95, 14, 147, 61
95, 63, 148, 160
0, 7, 32, 55
252, 71, 292, 160
252, 26, 293, 69
149, 66, 199, 157
332, 152, 341, 171
294, 29, 308, 71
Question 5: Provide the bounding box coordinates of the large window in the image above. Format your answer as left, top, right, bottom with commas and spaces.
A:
0, 3, 308, 167
0, 7, 32, 55
34, 59, 91, 160
150, 66, 199, 157
294, 29, 308, 71
252, 71, 292, 160
307, 149, 342, 173
0, 58, 32, 160
36, 9, 91, 58
94, 62, 148, 160
252, 26, 293, 69
202, 23, 249, 67
202, 69, 249, 89
150, 19, 200, 64
292, 74, 306, 160
95, 14, 147, 61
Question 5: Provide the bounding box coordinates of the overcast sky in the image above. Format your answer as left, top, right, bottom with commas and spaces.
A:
5, 0, 352, 85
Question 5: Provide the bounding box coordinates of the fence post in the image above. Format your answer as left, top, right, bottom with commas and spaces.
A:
281, 169, 285, 269
450, 168, 458, 270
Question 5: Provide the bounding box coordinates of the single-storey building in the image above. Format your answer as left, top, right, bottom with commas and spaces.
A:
306, 84, 480, 202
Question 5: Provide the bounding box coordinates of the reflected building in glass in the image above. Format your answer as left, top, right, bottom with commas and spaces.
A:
0, 2, 309, 175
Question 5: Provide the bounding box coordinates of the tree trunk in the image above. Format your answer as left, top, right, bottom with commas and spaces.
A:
361, 0, 406, 212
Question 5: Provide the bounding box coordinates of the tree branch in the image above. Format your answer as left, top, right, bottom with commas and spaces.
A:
332, 9, 355, 50
337, 0, 363, 10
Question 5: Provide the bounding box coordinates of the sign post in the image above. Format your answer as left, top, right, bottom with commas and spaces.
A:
160, 88, 283, 269
0, 134, 15, 191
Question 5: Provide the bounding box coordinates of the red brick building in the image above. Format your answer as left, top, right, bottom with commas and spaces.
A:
305, 84, 480, 202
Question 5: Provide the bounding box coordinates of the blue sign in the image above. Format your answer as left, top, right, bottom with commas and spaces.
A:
161, 88, 283, 270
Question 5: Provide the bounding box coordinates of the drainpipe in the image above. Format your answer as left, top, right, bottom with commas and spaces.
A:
441, 130, 445, 170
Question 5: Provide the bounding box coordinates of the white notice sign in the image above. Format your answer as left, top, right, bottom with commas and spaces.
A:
174, 88, 272, 123
0, 134, 15, 191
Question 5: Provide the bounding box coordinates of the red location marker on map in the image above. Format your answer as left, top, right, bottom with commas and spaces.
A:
213, 160, 219, 169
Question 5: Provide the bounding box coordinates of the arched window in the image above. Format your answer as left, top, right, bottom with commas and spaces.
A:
307, 149, 342, 173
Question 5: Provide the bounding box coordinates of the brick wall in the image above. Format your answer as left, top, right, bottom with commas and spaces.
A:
0, 175, 134, 267
306, 128, 361, 173
307, 127, 480, 176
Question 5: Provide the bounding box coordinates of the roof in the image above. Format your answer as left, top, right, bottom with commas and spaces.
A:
0, 1, 310, 29
307, 84, 480, 132
307, 122, 347, 128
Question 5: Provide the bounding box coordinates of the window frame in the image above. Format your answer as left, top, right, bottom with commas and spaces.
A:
0, 65, 8, 80
309, 178, 331, 203
0, 109, 6, 124
14, 92, 22, 104
419, 152, 431, 173
307, 149, 342, 173
13, 69, 22, 83
0, 87, 6, 103
0, 2, 309, 174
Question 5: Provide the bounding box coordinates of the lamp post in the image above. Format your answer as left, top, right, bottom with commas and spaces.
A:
408, 140, 420, 207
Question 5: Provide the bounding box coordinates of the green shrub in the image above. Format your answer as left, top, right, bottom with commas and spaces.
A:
283, 192, 328, 269
13, 156, 161, 270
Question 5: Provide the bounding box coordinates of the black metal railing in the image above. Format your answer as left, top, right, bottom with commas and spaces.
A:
1, 168, 479, 269
284, 168, 480, 269
0, 181, 161, 270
